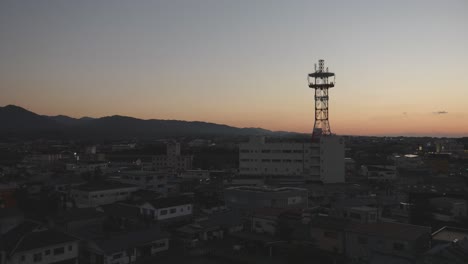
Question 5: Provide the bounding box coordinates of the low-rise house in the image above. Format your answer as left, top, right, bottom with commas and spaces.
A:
224, 186, 308, 211
429, 197, 467, 222
81, 227, 169, 264
361, 165, 397, 182
70, 181, 139, 208
176, 209, 243, 247
1, 221, 79, 264
344, 222, 431, 262
344, 206, 381, 224
422, 238, 468, 264
251, 208, 296, 236
138, 195, 193, 222
309, 216, 349, 254
432, 226, 468, 246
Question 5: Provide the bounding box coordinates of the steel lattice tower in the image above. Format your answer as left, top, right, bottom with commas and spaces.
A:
308, 59, 335, 140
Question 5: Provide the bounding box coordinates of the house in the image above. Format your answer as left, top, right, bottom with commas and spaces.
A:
176, 209, 243, 248
115, 170, 168, 194
70, 181, 139, 208
309, 216, 349, 254
344, 222, 431, 262
429, 197, 467, 222
343, 206, 381, 224
0, 208, 24, 234
432, 226, 468, 246
251, 208, 299, 236
361, 165, 397, 182
138, 195, 193, 222
224, 186, 308, 211
0, 221, 79, 264
81, 227, 169, 264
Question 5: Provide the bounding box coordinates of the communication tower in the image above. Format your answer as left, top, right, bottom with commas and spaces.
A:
308, 59, 335, 140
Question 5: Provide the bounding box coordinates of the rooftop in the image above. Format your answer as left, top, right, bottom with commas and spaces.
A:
432, 226, 468, 243
226, 186, 307, 193
147, 195, 193, 209
2, 222, 78, 255
74, 181, 138, 192
94, 227, 168, 254
346, 222, 431, 241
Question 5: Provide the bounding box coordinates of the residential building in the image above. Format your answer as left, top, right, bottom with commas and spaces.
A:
152, 141, 193, 173
70, 181, 139, 208
309, 216, 349, 254
81, 227, 169, 264
224, 186, 308, 210
344, 222, 431, 262
138, 195, 193, 222
343, 206, 381, 224
360, 165, 397, 182
176, 209, 243, 248
238, 135, 345, 183
429, 197, 467, 222
1, 222, 79, 264
115, 170, 168, 193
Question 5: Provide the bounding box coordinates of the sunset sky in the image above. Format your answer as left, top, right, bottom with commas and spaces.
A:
1, 0, 467, 136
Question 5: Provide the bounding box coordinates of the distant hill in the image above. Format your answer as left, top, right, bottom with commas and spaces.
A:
0, 105, 295, 139
0, 105, 63, 132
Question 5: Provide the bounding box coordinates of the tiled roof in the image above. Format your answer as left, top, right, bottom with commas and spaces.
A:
74, 181, 138, 192
1, 222, 78, 255
147, 195, 192, 209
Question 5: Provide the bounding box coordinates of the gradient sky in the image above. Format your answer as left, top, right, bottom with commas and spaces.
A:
1, 0, 467, 136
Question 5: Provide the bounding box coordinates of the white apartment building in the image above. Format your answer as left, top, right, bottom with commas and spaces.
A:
139, 196, 193, 221
239, 135, 345, 183
70, 181, 139, 208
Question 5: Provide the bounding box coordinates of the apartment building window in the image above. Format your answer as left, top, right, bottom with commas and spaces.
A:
282, 150, 291, 153
53, 247, 65, 255
45, 250, 50, 256
272, 159, 281, 163
170, 208, 177, 214
160, 210, 168, 215
261, 159, 270, 162
293, 150, 303, 153
21, 255, 25, 262
283, 159, 292, 163
261, 150, 271, 153
68, 245, 73, 251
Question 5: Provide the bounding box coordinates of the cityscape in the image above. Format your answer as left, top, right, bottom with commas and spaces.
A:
1, 1, 468, 264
